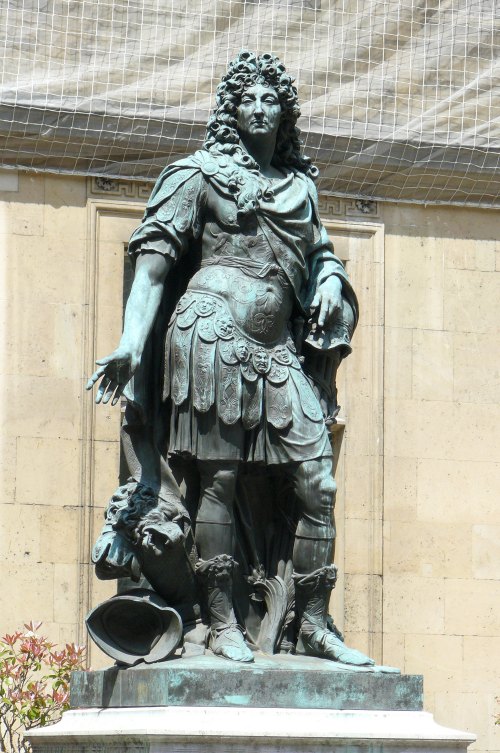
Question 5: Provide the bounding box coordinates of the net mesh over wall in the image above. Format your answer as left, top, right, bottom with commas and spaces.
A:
1, 0, 499, 206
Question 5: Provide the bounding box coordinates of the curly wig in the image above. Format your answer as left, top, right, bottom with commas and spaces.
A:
204, 50, 318, 179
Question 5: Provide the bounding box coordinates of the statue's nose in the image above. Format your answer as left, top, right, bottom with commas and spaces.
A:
253, 101, 264, 116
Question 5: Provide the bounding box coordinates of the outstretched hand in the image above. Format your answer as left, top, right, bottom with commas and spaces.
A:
86, 347, 140, 406
309, 275, 343, 328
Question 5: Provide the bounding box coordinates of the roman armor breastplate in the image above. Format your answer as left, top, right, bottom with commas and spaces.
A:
187, 220, 295, 343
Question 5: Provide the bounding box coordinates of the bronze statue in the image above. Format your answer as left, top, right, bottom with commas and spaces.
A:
87, 51, 372, 668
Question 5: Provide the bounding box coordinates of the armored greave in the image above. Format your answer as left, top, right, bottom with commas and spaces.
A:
195, 554, 253, 663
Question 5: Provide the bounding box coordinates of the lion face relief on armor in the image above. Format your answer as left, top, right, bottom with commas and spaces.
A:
252, 348, 271, 374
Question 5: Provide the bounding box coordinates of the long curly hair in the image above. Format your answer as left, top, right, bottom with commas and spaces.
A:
204, 50, 318, 180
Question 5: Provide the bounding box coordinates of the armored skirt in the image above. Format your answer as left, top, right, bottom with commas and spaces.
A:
165, 287, 332, 465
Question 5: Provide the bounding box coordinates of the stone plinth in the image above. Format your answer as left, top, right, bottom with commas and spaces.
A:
27, 655, 475, 753
27, 706, 476, 753
70, 654, 422, 711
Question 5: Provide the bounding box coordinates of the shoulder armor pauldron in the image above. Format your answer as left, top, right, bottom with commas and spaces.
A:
193, 150, 259, 197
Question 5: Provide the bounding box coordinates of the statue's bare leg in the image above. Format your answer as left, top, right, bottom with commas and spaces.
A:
290, 457, 374, 666
194, 461, 253, 663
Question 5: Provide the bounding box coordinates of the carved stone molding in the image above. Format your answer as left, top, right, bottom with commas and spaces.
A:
88, 181, 379, 219
89, 177, 153, 200
89, 180, 380, 219
318, 195, 379, 220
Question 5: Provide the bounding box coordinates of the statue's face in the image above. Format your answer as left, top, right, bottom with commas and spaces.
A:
237, 83, 281, 140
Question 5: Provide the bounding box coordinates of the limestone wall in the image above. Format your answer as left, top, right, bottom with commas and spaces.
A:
1, 170, 91, 647
378, 204, 500, 753
0, 171, 498, 750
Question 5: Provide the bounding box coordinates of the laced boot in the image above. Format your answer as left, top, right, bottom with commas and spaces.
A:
294, 565, 374, 666
196, 554, 253, 663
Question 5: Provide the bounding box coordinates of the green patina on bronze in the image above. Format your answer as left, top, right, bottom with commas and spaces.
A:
86, 51, 387, 672
71, 656, 422, 711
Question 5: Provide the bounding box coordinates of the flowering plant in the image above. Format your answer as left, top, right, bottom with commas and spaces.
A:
0, 622, 86, 753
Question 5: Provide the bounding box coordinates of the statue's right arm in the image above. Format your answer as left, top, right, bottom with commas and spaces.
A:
86, 250, 172, 406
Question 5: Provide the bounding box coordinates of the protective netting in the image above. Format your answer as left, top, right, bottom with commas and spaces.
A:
1, 0, 499, 206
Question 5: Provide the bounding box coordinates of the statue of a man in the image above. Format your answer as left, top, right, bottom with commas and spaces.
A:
88, 51, 371, 667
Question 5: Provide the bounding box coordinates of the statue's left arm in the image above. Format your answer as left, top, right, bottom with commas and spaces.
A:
303, 185, 359, 332
308, 229, 357, 324
301, 182, 359, 423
